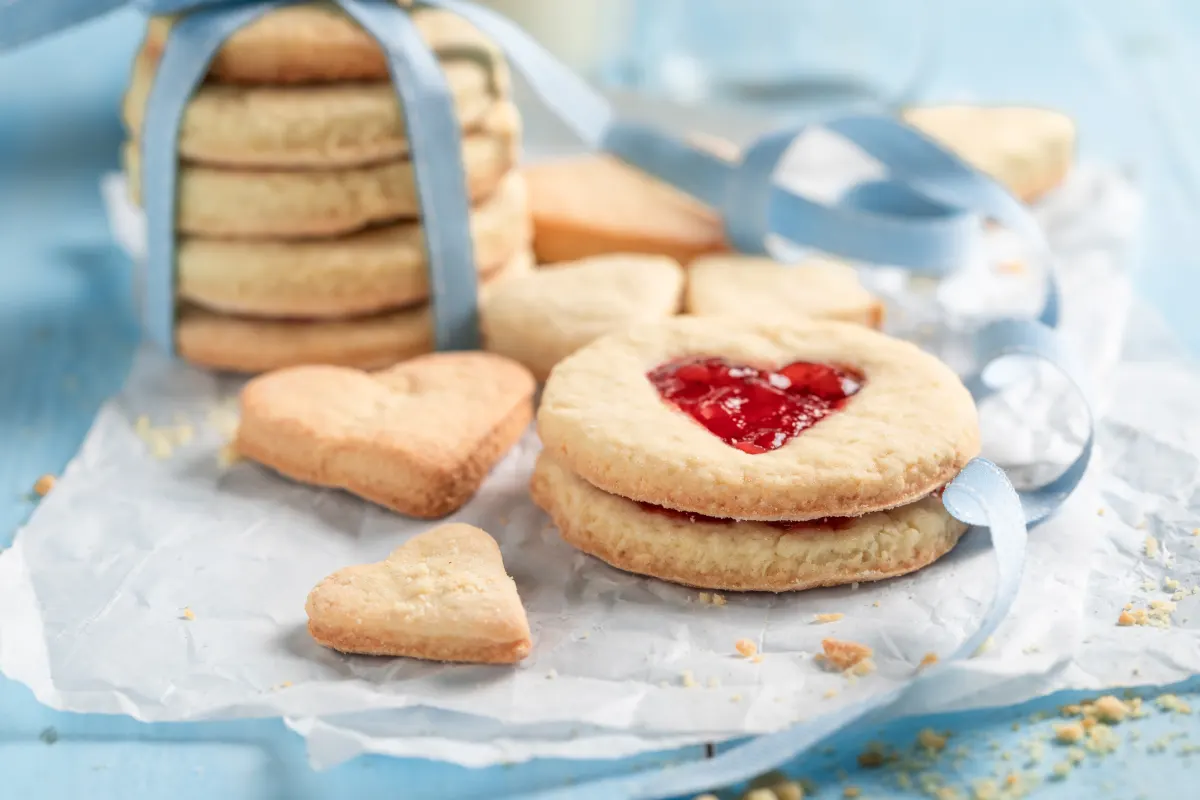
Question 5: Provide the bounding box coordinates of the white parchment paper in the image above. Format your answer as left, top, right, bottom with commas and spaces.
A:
4, 133, 1186, 769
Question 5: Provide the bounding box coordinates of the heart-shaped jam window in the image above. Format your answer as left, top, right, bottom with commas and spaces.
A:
647, 357, 862, 454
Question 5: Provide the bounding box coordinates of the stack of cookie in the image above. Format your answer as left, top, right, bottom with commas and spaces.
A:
534, 316, 980, 592
122, 4, 532, 373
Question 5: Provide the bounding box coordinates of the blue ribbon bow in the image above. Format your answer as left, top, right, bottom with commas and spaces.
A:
2, 2, 1092, 797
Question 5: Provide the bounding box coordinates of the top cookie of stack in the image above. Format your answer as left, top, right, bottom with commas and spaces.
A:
123, 3, 533, 373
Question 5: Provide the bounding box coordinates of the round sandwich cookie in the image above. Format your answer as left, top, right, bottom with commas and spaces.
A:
531, 452, 967, 592
142, 5, 501, 85
537, 317, 980, 522
124, 50, 511, 169
124, 102, 520, 239
176, 249, 534, 373
686, 254, 884, 329
481, 253, 684, 381
178, 170, 530, 319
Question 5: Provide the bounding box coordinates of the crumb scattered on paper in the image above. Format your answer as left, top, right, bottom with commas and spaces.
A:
735, 639, 758, 658
32, 474, 56, 497
813, 613, 845, 624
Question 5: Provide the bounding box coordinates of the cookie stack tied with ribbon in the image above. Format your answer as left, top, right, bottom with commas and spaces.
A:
533, 316, 981, 592
122, 3, 532, 373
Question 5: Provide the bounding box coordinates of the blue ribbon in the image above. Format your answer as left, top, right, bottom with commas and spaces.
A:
2, 2, 1092, 796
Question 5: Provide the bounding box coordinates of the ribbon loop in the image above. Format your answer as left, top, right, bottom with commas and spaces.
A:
963, 317, 1094, 526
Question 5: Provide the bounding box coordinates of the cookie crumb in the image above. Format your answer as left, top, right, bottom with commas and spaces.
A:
735, 638, 758, 658
857, 744, 885, 768
681, 670, 697, 689
1092, 695, 1129, 723
751, 654, 764, 664
181, 607, 195, 621
815, 638, 873, 673
1054, 722, 1084, 744
918, 728, 948, 752
843, 787, 861, 799
996, 260, 1026, 274
919, 652, 939, 669
1156, 694, 1192, 714
711, 593, 727, 606
1145, 535, 1159, 559
1165, 577, 1181, 590
1050, 761, 1071, 780
1084, 725, 1118, 754
971, 778, 998, 799
1097, 508, 1105, 516
1193, 528, 1199, 536
1066, 746, 1086, 765
823, 688, 839, 699
692, 795, 719, 800
546, 669, 558, 680
813, 613, 845, 624
772, 781, 804, 800
1117, 610, 1138, 626
275, 681, 293, 690
730, 693, 742, 703
697, 592, 712, 604
32, 474, 56, 497
743, 790, 775, 800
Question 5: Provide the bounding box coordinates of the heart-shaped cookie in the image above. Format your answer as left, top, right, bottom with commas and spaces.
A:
306, 524, 532, 663
237, 352, 535, 518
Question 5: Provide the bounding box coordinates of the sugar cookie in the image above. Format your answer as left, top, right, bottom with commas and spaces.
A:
306, 523, 531, 662
143, 5, 501, 85
306, 524, 532, 663
902, 105, 1075, 202
524, 155, 727, 264
178, 170, 530, 318
177, 249, 534, 373
538, 317, 979, 521
124, 103, 520, 238
481, 253, 684, 381
238, 353, 535, 518
686, 255, 884, 328
531, 453, 966, 592
124, 50, 511, 169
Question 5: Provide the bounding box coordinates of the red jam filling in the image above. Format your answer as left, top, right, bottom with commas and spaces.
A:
647, 357, 863, 454
635, 501, 853, 531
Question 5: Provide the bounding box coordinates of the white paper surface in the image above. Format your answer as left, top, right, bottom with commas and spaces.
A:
3, 136, 1185, 770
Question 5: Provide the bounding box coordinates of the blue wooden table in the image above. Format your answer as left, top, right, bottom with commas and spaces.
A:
4, 3, 1200, 797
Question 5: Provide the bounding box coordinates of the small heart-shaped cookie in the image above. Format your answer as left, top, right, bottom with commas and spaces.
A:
237, 352, 535, 518
306, 524, 532, 663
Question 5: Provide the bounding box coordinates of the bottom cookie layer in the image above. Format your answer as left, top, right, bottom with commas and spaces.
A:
530, 452, 968, 592
177, 249, 533, 373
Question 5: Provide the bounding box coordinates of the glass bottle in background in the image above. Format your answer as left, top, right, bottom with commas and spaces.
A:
601, 0, 941, 121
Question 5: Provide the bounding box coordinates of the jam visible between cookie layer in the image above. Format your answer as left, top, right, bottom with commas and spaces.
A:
647, 357, 863, 454
636, 501, 853, 531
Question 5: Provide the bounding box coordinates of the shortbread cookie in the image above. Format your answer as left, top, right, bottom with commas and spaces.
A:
144, 5, 501, 85
531, 453, 967, 592
686, 255, 884, 328
538, 317, 979, 520
481, 254, 684, 381
306, 524, 531, 662
238, 354, 535, 518
306, 524, 532, 662
524, 155, 727, 264
177, 250, 534, 373
179, 171, 530, 318
902, 106, 1075, 202
124, 103, 520, 238
125, 50, 511, 169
